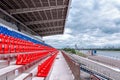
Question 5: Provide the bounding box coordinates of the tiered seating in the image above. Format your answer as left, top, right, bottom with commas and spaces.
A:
0, 33, 54, 54
0, 25, 56, 54
16, 51, 50, 65
37, 52, 58, 77
0, 24, 59, 80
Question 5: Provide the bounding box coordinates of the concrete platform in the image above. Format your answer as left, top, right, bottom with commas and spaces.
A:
49, 52, 74, 80
14, 73, 32, 80
0, 60, 9, 69
0, 65, 22, 76
32, 77, 44, 80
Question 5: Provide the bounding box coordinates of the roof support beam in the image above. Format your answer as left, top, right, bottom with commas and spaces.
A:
8, 5, 68, 14
41, 32, 63, 36
25, 19, 65, 25
0, 8, 38, 35
34, 26, 63, 31
40, 29, 63, 34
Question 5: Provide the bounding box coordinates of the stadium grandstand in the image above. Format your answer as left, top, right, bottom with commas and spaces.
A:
0, 0, 80, 80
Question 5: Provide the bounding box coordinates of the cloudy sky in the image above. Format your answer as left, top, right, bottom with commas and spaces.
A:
43, 0, 120, 49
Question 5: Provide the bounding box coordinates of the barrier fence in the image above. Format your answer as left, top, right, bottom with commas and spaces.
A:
62, 51, 80, 80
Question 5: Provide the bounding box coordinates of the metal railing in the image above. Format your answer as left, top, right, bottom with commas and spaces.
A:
69, 54, 120, 80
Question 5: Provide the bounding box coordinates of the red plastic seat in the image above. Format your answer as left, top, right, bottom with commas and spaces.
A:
0, 34, 4, 54
3, 35, 10, 53
16, 54, 23, 64
4, 43, 9, 53
37, 53, 57, 77
16, 51, 51, 65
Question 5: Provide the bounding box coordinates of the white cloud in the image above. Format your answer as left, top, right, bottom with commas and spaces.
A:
43, 0, 120, 48
64, 28, 72, 34
44, 28, 73, 41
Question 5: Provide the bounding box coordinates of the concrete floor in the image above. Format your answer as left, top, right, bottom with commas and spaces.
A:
49, 52, 74, 80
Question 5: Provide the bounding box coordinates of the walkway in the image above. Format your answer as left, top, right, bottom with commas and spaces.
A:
49, 52, 74, 80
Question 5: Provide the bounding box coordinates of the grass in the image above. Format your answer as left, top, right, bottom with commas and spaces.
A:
75, 50, 87, 58
62, 48, 87, 57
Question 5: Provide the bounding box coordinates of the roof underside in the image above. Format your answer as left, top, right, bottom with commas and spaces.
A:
0, 0, 70, 36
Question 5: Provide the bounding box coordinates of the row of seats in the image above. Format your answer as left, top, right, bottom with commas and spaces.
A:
0, 34, 35, 53
16, 50, 55, 65
0, 25, 56, 54
0, 33, 56, 54
0, 25, 48, 45
37, 52, 58, 77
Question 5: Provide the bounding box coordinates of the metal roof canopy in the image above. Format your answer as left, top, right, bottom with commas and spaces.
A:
0, 0, 70, 36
